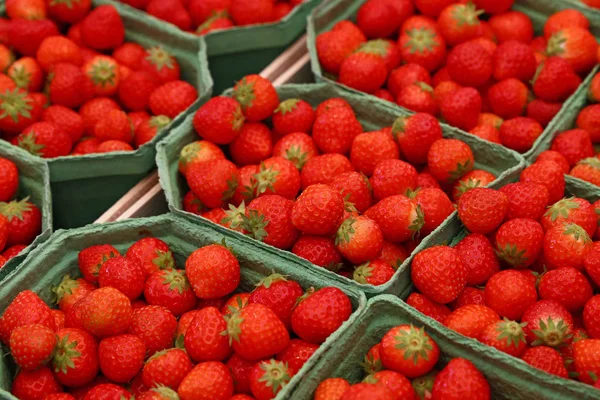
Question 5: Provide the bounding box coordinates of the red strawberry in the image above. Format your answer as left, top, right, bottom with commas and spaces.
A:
365, 195, 423, 243
11, 367, 62, 400
8, 19, 59, 57
185, 244, 239, 300
339, 52, 387, 94
79, 97, 121, 135
573, 339, 600, 383
6, 0, 46, 19
312, 106, 363, 155
142, 348, 192, 390
452, 169, 496, 202
276, 339, 319, 376
371, 159, 417, 201
432, 359, 490, 399
42, 105, 84, 144
330, 171, 373, 214
457, 188, 508, 234
184, 306, 230, 362
117, 71, 159, 112
316, 25, 366, 75
484, 270, 537, 320
570, 157, 600, 186
495, 218, 544, 269
149, 80, 197, 119
0, 157, 18, 202
387, 63, 431, 98
0, 198, 42, 246
134, 115, 171, 147
272, 132, 318, 170
413, 0, 455, 18
454, 233, 500, 286
499, 117, 543, 153
178, 141, 225, 177
271, 99, 314, 136
226, 353, 255, 395
187, 159, 239, 209
126, 237, 175, 275
47, 0, 90, 23
242, 195, 299, 250
139, 46, 180, 84
493, 40, 537, 81
427, 138, 474, 183
188, 0, 231, 25
440, 87, 482, 131
411, 187, 454, 235
52, 328, 99, 387
251, 157, 300, 200
543, 223, 592, 270
53, 275, 95, 313
98, 334, 145, 383
232, 74, 278, 122
397, 82, 438, 115
445, 304, 500, 339
0, 290, 55, 345
380, 324, 439, 377
392, 113, 442, 165
10, 324, 56, 371
547, 27, 598, 75
489, 11, 533, 43
300, 154, 353, 189
527, 99, 563, 128
17, 121, 72, 158
193, 96, 244, 145
542, 197, 596, 237
536, 150, 570, 174
78, 244, 119, 284
0, 89, 42, 136
479, 318, 527, 357
540, 267, 593, 314
47, 63, 93, 109
129, 305, 177, 356
488, 79, 529, 120
447, 41, 493, 87
248, 359, 291, 400
36, 36, 82, 73
437, 3, 482, 47
80, 5, 125, 50
8, 57, 43, 92
532, 57, 581, 102
293, 235, 344, 271
79, 287, 133, 338
521, 300, 574, 348
291, 287, 351, 344
522, 346, 568, 378
335, 215, 383, 264
143, 269, 196, 317
98, 256, 145, 301
350, 130, 399, 177
520, 161, 565, 205
398, 18, 446, 72
576, 105, 600, 143
551, 129, 595, 167
178, 362, 233, 400
353, 259, 394, 286
248, 274, 303, 329
411, 246, 466, 304
406, 292, 451, 323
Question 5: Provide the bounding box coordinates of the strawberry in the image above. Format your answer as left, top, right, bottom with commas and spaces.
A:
300, 154, 353, 189
185, 244, 239, 299
138, 46, 180, 84
544, 223, 592, 270
221, 293, 249, 316
8, 19, 59, 57
489, 11, 534, 43
315, 378, 352, 400
141, 349, 191, 391
570, 157, 600, 186
527, 99, 562, 128
271, 99, 314, 136
82, 383, 131, 398
540, 267, 593, 315
146, 0, 191, 30
8, 57, 43, 92
17, 121, 72, 158
495, 218, 544, 269
479, 318, 527, 357
380, 324, 439, 377
499, 116, 543, 154
78, 244, 120, 283
272, 132, 318, 170
0, 290, 55, 345
135, 115, 171, 147
392, 114, 442, 165
547, 27, 598, 75
536, 151, 570, 174
53, 275, 95, 313
589, 74, 600, 102
397, 82, 438, 115
36, 36, 82, 73
314, 97, 353, 117
47, 62, 94, 109
488, 79, 529, 120
484, 270, 537, 320
129, 305, 177, 357
193, 96, 244, 145
251, 157, 301, 200
551, 129, 595, 167
350, 130, 399, 176
316, 25, 366, 76
339, 52, 387, 94
355, 39, 402, 72
353, 259, 395, 285
437, 3, 482, 46
584, 295, 600, 339
452, 169, 496, 202
532, 57, 581, 102
52, 328, 99, 387
434, 80, 462, 109
454, 233, 500, 286
371, 160, 417, 201
229, 0, 273, 25
117, 71, 159, 112
113, 42, 145, 70
188, 0, 231, 25
10, 324, 56, 371
521, 346, 568, 378
387, 63, 431, 98
335, 215, 383, 264
427, 138, 474, 183
98, 334, 146, 383
178, 141, 225, 176
412, 187, 454, 235
365, 195, 423, 243
312, 106, 362, 155
398, 18, 446, 72
6, 0, 45, 19
447, 41, 492, 87
187, 158, 239, 209
432, 359, 490, 399
276, 339, 319, 376
2, 244, 26, 260
0, 157, 18, 202
98, 255, 145, 300
363, 370, 416, 399
42, 105, 84, 144
226, 353, 255, 395
492, 40, 537, 82
457, 188, 508, 234
248, 359, 291, 400
138, 387, 181, 400
521, 299, 574, 348
586, 247, 600, 287
143, 269, 196, 317
542, 197, 596, 237
11, 367, 62, 400
232, 74, 278, 122
80, 5, 125, 50
330, 171, 373, 214
412, 246, 467, 304
94, 109, 135, 144
98, 140, 134, 153
406, 292, 451, 323
440, 87, 482, 131
149, 80, 197, 119
47, 0, 91, 23
0, 88, 42, 136
242, 195, 299, 250
341, 383, 395, 399
363, 343, 383, 375
248, 274, 303, 329
520, 161, 565, 205
573, 339, 600, 383
79, 97, 121, 135
82, 55, 120, 97
184, 306, 230, 362
292, 235, 343, 270
79, 287, 133, 338
445, 304, 500, 339
576, 105, 600, 143
416, 172, 441, 190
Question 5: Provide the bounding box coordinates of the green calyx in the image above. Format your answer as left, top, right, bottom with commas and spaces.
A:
361, 352, 383, 375
230, 106, 245, 132
411, 370, 437, 400
240, 208, 269, 242
256, 273, 287, 289
295, 287, 315, 307
452, 2, 483, 27
224, 311, 244, 345
222, 201, 248, 231
415, 81, 433, 93
149, 115, 171, 131
391, 116, 407, 140
225, 294, 247, 315
17, 131, 44, 157
495, 243, 528, 268
448, 159, 473, 182
160, 269, 190, 294
275, 98, 300, 115
394, 325, 434, 365
409, 205, 425, 239
343, 194, 358, 214
146, 46, 174, 71
284, 145, 308, 170
153, 249, 175, 271
232, 77, 256, 111
0, 197, 32, 222
196, 11, 229, 33
544, 197, 579, 222
578, 157, 600, 170
52, 334, 80, 375
88, 59, 116, 87
356, 39, 390, 56
403, 27, 440, 54
495, 318, 527, 348
335, 217, 356, 246
353, 262, 373, 284
258, 359, 291, 395
9, 66, 32, 89
51, 274, 79, 305
252, 163, 280, 197
149, 385, 180, 400
49, 0, 82, 7
563, 223, 591, 244
531, 317, 572, 348
546, 31, 566, 57
363, 374, 379, 384
222, 173, 239, 202
93, 252, 117, 277
455, 178, 482, 198
147, 349, 169, 363
179, 141, 203, 168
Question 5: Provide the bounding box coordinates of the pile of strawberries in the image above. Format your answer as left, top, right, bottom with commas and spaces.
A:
407, 156, 600, 386
0, 236, 353, 399
0, 156, 42, 267
314, 324, 491, 399
0, 1, 198, 157
315, 0, 599, 154
180, 73, 504, 286
117, 0, 304, 35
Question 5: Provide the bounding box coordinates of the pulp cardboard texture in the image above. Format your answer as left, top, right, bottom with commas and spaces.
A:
156, 82, 526, 299
104, 0, 322, 94
0, 213, 366, 399
0, 141, 52, 283
0, 0, 213, 229
289, 295, 600, 400
306, 0, 600, 162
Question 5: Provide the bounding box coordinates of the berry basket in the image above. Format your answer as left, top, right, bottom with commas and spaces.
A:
306, 0, 599, 162
156, 82, 526, 299
0, 213, 366, 399
0, 0, 213, 229
288, 295, 599, 400
104, 0, 321, 94
0, 141, 52, 282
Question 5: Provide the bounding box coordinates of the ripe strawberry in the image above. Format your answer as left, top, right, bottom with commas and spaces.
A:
545, 9, 590, 40
440, 87, 482, 131
571, 157, 600, 186
0, 197, 41, 247
8, 19, 59, 57
247, 359, 291, 400
547, 27, 598, 75
537, 150, 570, 173
364, 370, 416, 399
457, 188, 508, 235
544, 223, 592, 270
98, 334, 146, 383
484, 270, 537, 320
143, 268, 197, 317
495, 218, 544, 269
416, 172, 441, 190
188, 0, 231, 25
499, 117, 543, 153
353, 259, 395, 285
445, 304, 500, 339
397, 82, 438, 115
454, 233, 499, 286
183, 306, 230, 363
380, 324, 439, 377
489, 11, 533, 43
365, 195, 423, 243
398, 19, 446, 72
387, 63, 431, 98
8, 57, 42, 92
47, 0, 91, 23
406, 292, 451, 323
138, 387, 181, 400
6, 0, 46, 19
552, 129, 595, 168
232, 74, 278, 122
371, 160, 417, 201
521, 299, 574, 349
392, 113, 442, 165
141, 349, 191, 391
314, 97, 353, 117
79, 97, 120, 135
427, 138, 474, 183
437, 3, 482, 47
491, 41, 535, 82
576, 105, 600, 143
271, 99, 314, 136
82, 55, 120, 97
350, 130, 399, 176
540, 267, 594, 315
227, 122, 271, 166
79, 287, 133, 338
532, 57, 581, 102
0, 290, 55, 345
411, 188, 453, 235
248, 274, 303, 329
149, 80, 197, 119
134, 115, 171, 147
488, 79, 529, 120
521, 346, 568, 378
573, 339, 600, 383
42, 105, 84, 145
98, 255, 145, 300
316, 26, 366, 75
452, 170, 496, 202
351, 39, 401, 74
178, 141, 225, 177
116, 71, 158, 112
447, 41, 492, 87
47, 63, 93, 109
411, 246, 466, 304
0, 157, 18, 202
17, 121, 72, 158
292, 235, 343, 271
276, 339, 319, 376
78, 244, 120, 283
520, 161, 565, 205
2, 244, 26, 260
10, 324, 56, 371
80, 5, 125, 50
272, 132, 318, 170
301, 154, 353, 189
250, 157, 300, 200
542, 197, 596, 237
432, 358, 490, 399
137, 46, 180, 84
312, 106, 362, 155
335, 215, 383, 264
185, 244, 239, 300
97, 138, 135, 153
186, 158, 239, 209
330, 173, 372, 216
82, 383, 131, 399
363, 343, 383, 375
0, 89, 42, 136
527, 99, 562, 128
53, 275, 95, 313
480, 318, 527, 357
36, 36, 82, 73
11, 367, 62, 400
52, 328, 99, 387
243, 195, 299, 249
339, 52, 387, 94
193, 96, 244, 145
226, 353, 255, 395
129, 305, 177, 357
